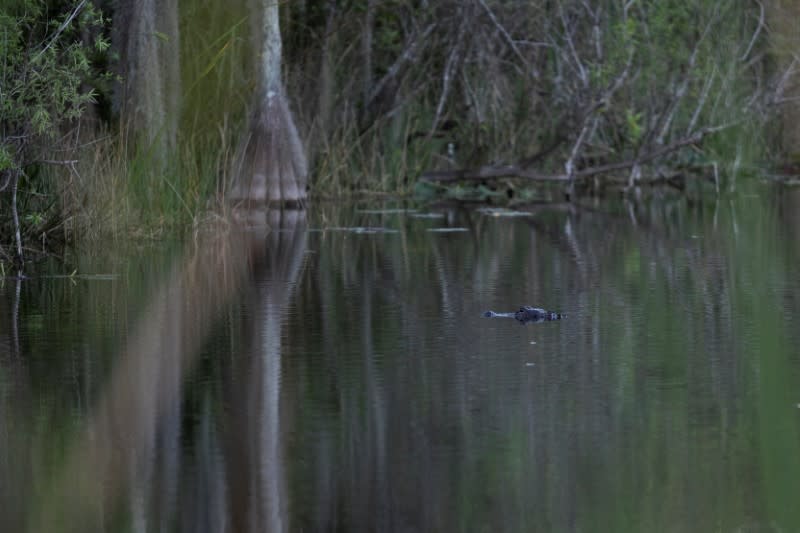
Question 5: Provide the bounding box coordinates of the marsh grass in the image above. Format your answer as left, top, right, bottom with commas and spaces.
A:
45, 115, 240, 247
25, 0, 256, 247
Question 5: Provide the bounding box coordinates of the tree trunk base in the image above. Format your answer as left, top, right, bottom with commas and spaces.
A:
230, 93, 308, 205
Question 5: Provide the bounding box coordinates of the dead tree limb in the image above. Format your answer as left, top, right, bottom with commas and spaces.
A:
429, 16, 467, 138
364, 23, 435, 114
421, 165, 569, 183
477, 0, 535, 77
420, 124, 730, 185
564, 48, 633, 193
654, 14, 715, 145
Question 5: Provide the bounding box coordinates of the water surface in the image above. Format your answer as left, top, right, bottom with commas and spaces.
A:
1, 190, 800, 532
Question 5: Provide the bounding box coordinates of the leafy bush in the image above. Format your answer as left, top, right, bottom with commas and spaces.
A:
1, 0, 109, 262
1, 0, 109, 164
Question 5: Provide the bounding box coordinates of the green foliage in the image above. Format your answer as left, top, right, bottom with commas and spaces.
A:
625, 108, 643, 143
0, 0, 108, 162
0, 0, 111, 259
0, 144, 13, 172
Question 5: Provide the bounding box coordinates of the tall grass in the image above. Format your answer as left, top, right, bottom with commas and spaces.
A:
57, 0, 255, 244
310, 108, 442, 196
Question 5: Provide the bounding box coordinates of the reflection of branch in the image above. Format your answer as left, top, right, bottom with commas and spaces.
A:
12, 277, 21, 359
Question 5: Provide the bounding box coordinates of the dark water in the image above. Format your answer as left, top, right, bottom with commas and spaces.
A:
2, 189, 800, 532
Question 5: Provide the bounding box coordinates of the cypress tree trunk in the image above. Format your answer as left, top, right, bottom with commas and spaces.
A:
230, 0, 308, 204
113, 0, 180, 157
158, 0, 181, 150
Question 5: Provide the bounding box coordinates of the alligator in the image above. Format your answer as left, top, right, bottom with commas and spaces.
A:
483, 306, 565, 324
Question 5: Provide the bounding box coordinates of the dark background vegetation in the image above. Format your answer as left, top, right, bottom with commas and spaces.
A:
1, 0, 799, 265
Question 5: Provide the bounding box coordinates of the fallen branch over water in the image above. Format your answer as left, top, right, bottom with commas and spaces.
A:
420, 126, 732, 186
421, 165, 569, 183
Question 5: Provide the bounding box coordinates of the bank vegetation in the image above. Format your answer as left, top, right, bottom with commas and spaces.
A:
1, 0, 800, 267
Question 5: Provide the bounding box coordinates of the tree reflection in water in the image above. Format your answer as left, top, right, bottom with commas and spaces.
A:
26, 208, 305, 533
223, 209, 306, 533
1, 196, 800, 532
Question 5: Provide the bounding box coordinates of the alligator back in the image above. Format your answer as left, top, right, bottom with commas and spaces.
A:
514, 306, 565, 323
483, 306, 565, 324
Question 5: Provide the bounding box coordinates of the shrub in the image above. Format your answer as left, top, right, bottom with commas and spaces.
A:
0, 0, 109, 264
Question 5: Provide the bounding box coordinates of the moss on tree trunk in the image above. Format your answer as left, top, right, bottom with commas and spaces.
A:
113, 0, 180, 158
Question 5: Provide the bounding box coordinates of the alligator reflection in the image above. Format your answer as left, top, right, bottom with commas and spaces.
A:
31, 208, 305, 533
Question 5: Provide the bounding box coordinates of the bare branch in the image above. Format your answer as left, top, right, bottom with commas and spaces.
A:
686, 67, 716, 135
430, 19, 467, 137
477, 0, 537, 77
580, 1, 602, 62
773, 57, 800, 105
37, 159, 80, 165
557, 0, 588, 86
655, 13, 716, 144
362, 0, 375, 102
564, 46, 634, 184
518, 129, 570, 169
365, 23, 435, 109
627, 163, 641, 189
740, 0, 765, 62
421, 165, 568, 184
575, 123, 735, 177
0, 170, 11, 193
565, 116, 598, 181
33, 0, 88, 62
